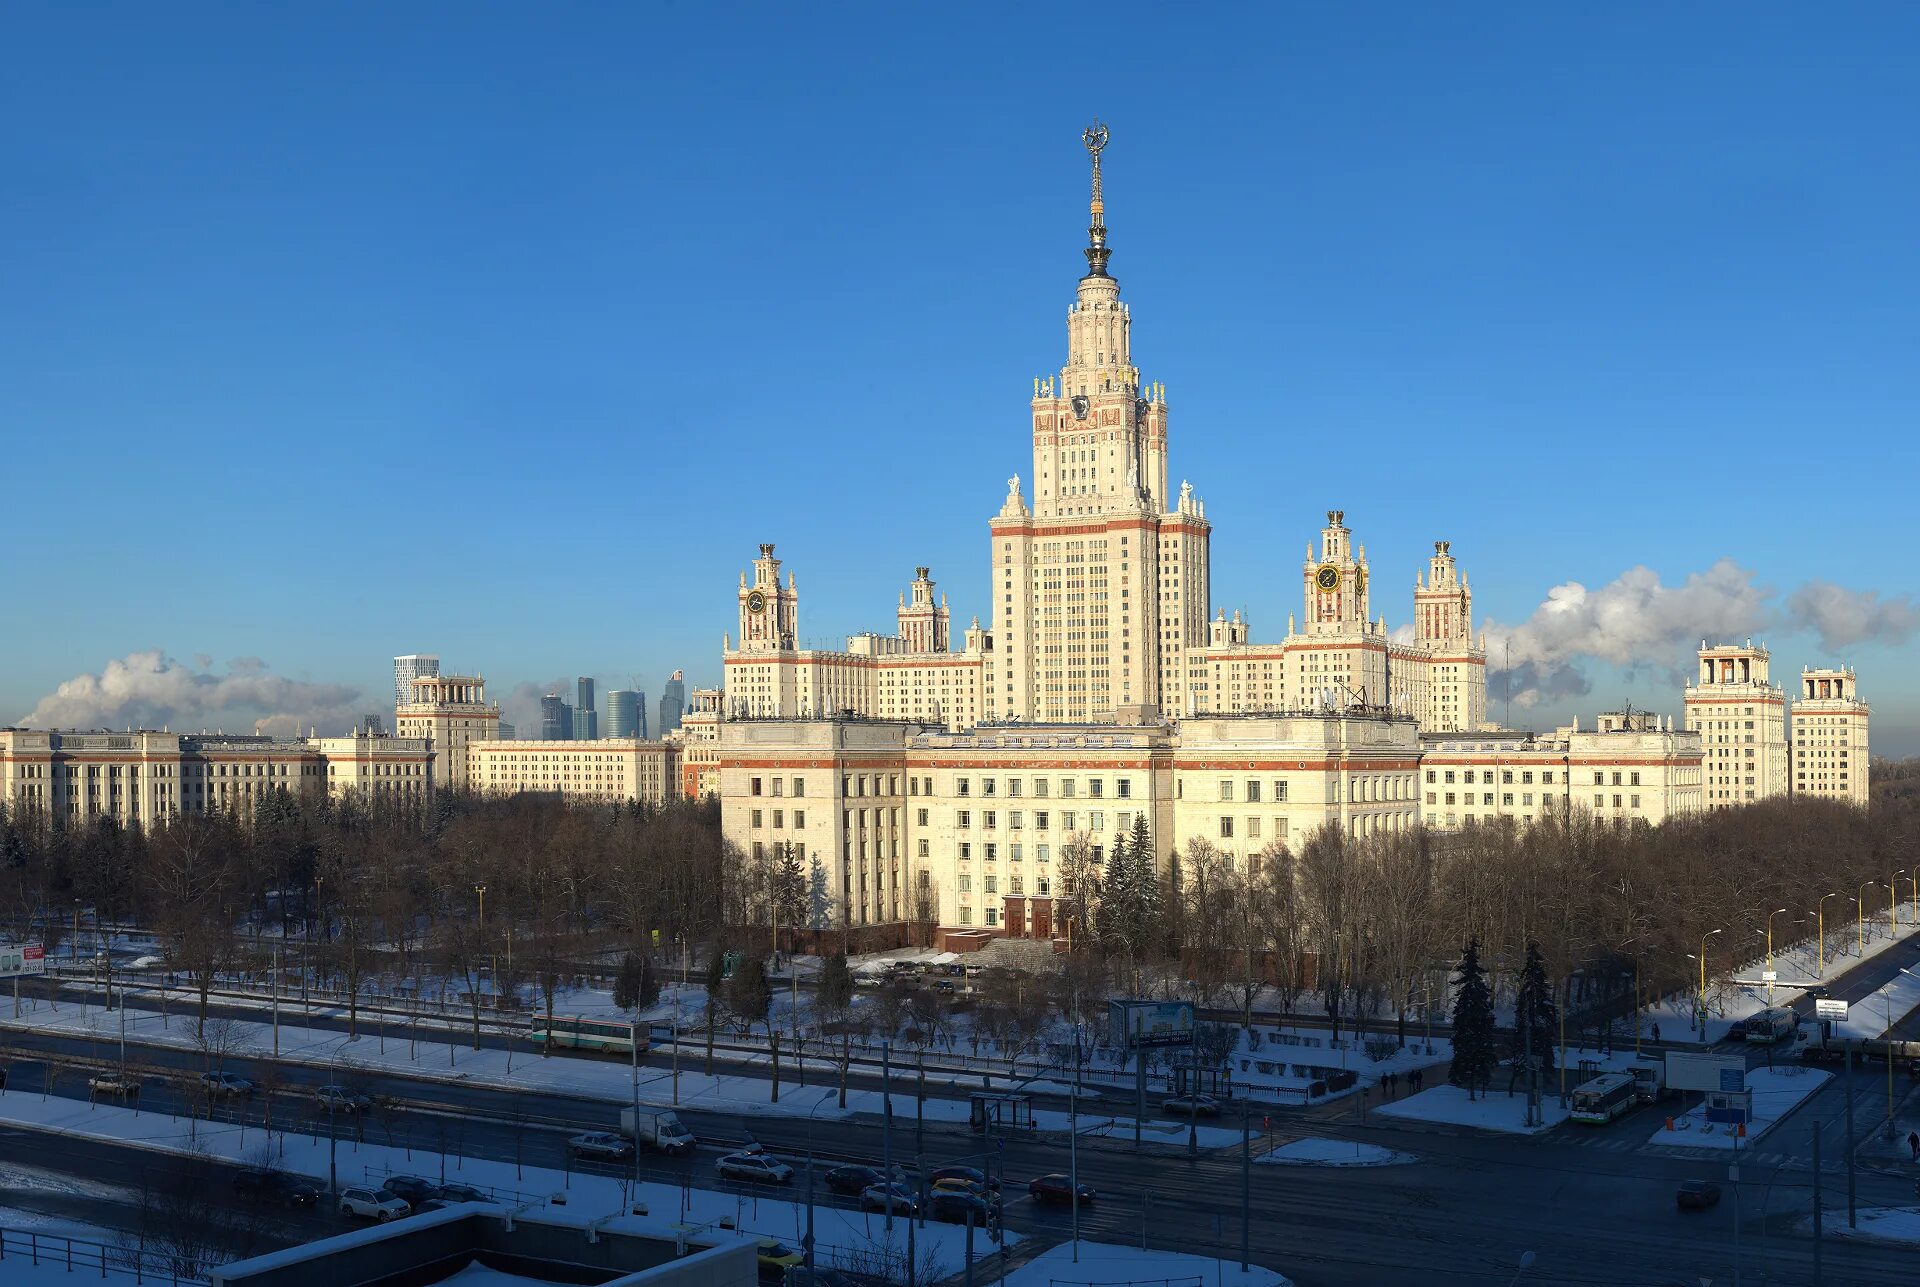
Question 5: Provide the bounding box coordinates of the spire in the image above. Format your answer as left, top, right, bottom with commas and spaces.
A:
1082, 120, 1111, 278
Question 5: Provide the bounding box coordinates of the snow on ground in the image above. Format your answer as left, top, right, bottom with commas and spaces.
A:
1835, 966, 1920, 1039
1646, 1066, 1830, 1149
1006, 1240, 1291, 1287
1821, 1205, 1920, 1247
1643, 910, 1919, 1045
0, 1092, 1005, 1279
1375, 1083, 1569, 1135
1224, 1024, 1449, 1101
0, 1205, 135, 1287
0, 1003, 1248, 1149
1257, 1138, 1413, 1167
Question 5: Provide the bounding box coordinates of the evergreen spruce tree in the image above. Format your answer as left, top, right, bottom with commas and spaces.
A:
637, 952, 660, 1008
1515, 941, 1557, 1076
1448, 938, 1497, 1099
1129, 814, 1161, 943
613, 952, 642, 1009
1097, 829, 1135, 948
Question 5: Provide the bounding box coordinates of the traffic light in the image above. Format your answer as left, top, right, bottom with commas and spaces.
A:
987, 1199, 1002, 1244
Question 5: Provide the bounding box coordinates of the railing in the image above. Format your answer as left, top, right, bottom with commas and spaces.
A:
1049, 1278, 1202, 1287
0, 1224, 212, 1284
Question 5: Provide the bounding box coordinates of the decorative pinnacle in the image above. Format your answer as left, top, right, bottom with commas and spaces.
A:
1082, 119, 1112, 277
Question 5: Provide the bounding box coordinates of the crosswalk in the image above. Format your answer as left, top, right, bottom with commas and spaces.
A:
1554, 1127, 1856, 1173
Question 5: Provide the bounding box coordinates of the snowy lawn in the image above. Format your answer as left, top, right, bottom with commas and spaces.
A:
1006, 1240, 1291, 1287
1824, 1205, 1920, 1247
0, 1092, 1006, 1279
1646, 1066, 1829, 1149
1258, 1138, 1413, 1167
1835, 968, 1920, 1039
1375, 1084, 1569, 1135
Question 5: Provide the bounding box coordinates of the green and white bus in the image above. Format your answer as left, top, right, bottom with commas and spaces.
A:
1568, 1072, 1637, 1124
530, 1016, 650, 1056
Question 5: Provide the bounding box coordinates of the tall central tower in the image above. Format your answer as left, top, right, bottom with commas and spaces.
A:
990, 123, 1211, 725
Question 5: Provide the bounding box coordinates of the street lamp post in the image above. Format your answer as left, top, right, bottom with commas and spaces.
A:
1815, 892, 1842, 978
1692, 929, 1722, 1034
1891, 871, 1906, 932
1890, 966, 1917, 1135
1764, 908, 1788, 1003
1857, 881, 1880, 956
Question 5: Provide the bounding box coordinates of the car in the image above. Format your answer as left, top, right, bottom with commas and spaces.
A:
337, 1186, 410, 1221
928, 1164, 999, 1190
928, 1191, 995, 1226
823, 1164, 889, 1196
379, 1175, 437, 1206
569, 1132, 634, 1161
199, 1071, 254, 1098
231, 1168, 319, 1208
755, 1238, 804, 1273
1676, 1180, 1722, 1211
434, 1182, 491, 1204
88, 1071, 141, 1097
860, 1183, 919, 1216
930, 1177, 1000, 1203
1161, 1093, 1221, 1117
314, 1084, 373, 1113
1028, 1173, 1095, 1207
717, 1151, 795, 1184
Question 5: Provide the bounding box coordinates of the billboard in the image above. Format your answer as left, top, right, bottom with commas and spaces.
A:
1108, 999, 1194, 1050
1815, 998, 1849, 1020
1665, 1051, 1745, 1094
0, 944, 46, 978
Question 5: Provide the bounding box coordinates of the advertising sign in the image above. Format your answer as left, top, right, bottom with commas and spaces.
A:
1108, 999, 1195, 1050
0, 944, 46, 978
1815, 998, 1849, 1020
1665, 1051, 1746, 1094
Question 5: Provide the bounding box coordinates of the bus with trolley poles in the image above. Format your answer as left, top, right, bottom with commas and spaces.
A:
529, 1015, 651, 1056
1742, 1007, 1796, 1044
1569, 1072, 1639, 1124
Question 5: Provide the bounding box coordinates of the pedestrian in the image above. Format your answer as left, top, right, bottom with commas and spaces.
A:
1651, 1023, 1661, 1045
1907, 1129, 1918, 1162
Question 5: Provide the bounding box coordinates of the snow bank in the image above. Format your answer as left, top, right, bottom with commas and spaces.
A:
1374, 1084, 1569, 1135
1646, 1066, 1829, 1149
1006, 1240, 1291, 1287
1257, 1138, 1413, 1167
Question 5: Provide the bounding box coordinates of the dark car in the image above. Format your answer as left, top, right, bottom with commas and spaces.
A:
928, 1191, 995, 1226
380, 1175, 437, 1206
1676, 1180, 1722, 1211
1028, 1173, 1095, 1207
435, 1182, 491, 1204
823, 1165, 888, 1196
232, 1168, 320, 1208
928, 1164, 998, 1191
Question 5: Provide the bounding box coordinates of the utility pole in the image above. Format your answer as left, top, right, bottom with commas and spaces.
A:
1812, 1120, 1823, 1287
1845, 1046, 1857, 1227
882, 1040, 894, 1236
1240, 1103, 1251, 1271
272, 943, 281, 1058
631, 1019, 642, 1197
803, 1154, 816, 1277
1070, 1024, 1081, 1263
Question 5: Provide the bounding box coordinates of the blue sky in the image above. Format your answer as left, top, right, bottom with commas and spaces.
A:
3, 4, 1916, 751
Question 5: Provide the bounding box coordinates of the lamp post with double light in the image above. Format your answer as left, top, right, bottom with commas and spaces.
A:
1688, 929, 1722, 1034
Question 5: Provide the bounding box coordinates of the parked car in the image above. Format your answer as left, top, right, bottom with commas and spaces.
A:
434, 1182, 491, 1204
314, 1085, 373, 1113
379, 1175, 437, 1206
231, 1169, 319, 1208
1161, 1093, 1221, 1117
88, 1071, 140, 1097
717, 1151, 795, 1184
755, 1238, 804, 1274
824, 1165, 889, 1196
1028, 1173, 1095, 1207
337, 1186, 410, 1221
928, 1165, 998, 1190
860, 1184, 919, 1216
1676, 1180, 1722, 1211
930, 1177, 999, 1203
199, 1071, 254, 1098
928, 1191, 995, 1226
569, 1132, 634, 1161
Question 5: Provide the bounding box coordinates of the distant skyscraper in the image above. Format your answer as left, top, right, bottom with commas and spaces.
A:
636, 692, 648, 740
498, 720, 517, 740
393, 655, 439, 708
357, 714, 387, 735
576, 678, 597, 739
607, 689, 641, 738
658, 671, 686, 736
540, 693, 569, 741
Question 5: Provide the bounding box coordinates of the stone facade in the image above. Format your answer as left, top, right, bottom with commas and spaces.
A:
1791, 666, 1869, 805
466, 737, 678, 807
1683, 642, 1790, 809
395, 674, 500, 792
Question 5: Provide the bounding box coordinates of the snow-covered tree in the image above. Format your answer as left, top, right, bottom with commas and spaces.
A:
1448, 938, 1496, 1098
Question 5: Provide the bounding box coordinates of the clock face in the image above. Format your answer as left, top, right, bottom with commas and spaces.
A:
1071, 395, 1089, 420
746, 590, 767, 614
1315, 564, 1341, 592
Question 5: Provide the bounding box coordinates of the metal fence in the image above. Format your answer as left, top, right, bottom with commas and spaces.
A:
1049, 1278, 1202, 1287
0, 1224, 212, 1284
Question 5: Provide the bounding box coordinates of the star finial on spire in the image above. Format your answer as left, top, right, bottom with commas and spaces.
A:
1082, 120, 1112, 278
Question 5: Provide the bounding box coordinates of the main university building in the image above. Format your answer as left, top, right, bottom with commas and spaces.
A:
713, 127, 1870, 942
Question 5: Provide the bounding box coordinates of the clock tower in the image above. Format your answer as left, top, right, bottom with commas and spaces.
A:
738, 542, 798, 653
1303, 510, 1370, 636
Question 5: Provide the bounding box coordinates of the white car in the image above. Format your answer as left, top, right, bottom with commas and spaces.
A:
568, 1132, 634, 1161
716, 1150, 794, 1184
337, 1186, 410, 1221
200, 1071, 254, 1098
314, 1084, 373, 1113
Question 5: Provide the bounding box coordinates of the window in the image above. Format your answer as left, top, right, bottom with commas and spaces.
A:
1593, 771, 1604, 786
917, 808, 929, 826
771, 778, 783, 797
957, 778, 971, 797
751, 777, 763, 797
1274, 780, 1288, 802
1219, 780, 1234, 802
985, 875, 998, 894
1220, 817, 1234, 838
918, 839, 929, 857
984, 779, 997, 797
1011, 810, 1024, 829
751, 809, 763, 827
1248, 817, 1262, 838
1089, 779, 1104, 798
984, 811, 997, 829
1117, 779, 1132, 799
1247, 781, 1262, 803
1630, 771, 1641, 787
1037, 844, 1050, 863
1425, 770, 1436, 783
957, 809, 971, 828
772, 810, 784, 828
959, 842, 972, 859
793, 810, 805, 828
1036, 810, 1050, 830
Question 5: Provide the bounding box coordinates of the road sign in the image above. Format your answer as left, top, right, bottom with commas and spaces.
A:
0, 944, 45, 978
1761, 970, 1777, 983
1816, 998, 1849, 1020
1719, 1066, 1745, 1092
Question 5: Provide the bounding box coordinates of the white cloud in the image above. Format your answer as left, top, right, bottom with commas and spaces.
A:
1785, 581, 1920, 653
14, 651, 362, 736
